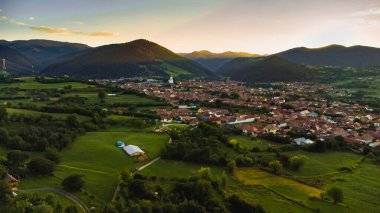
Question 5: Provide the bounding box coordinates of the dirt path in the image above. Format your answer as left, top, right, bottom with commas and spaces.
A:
19, 187, 90, 213
111, 156, 161, 202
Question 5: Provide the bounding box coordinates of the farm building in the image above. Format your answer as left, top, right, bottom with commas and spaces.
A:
3, 173, 19, 190
123, 145, 145, 156
294, 137, 314, 145
116, 141, 125, 147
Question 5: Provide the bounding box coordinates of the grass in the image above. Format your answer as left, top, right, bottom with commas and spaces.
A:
56, 131, 169, 202
141, 159, 226, 178
14, 130, 169, 208
283, 150, 363, 176
63, 92, 161, 105
0, 78, 92, 90
235, 167, 348, 212
7, 108, 90, 121
324, 161, 380, 213
231, 135, 280, 151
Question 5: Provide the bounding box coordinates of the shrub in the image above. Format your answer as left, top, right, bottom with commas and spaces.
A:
27, 158, 55, 176
62, 175, 85, 192
327, 187, 343, 204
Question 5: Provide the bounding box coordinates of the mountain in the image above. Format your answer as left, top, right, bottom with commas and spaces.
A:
0, 45, 35, 76
219, 56, 311, 82
181, 50, 260, 72
42, 39, 213, 79
0, 39, 90, 69
276, 45, 380, 67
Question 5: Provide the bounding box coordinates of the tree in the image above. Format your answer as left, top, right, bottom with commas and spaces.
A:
227, 160, 237, 175
0, 105, 8, 122
98, 91, 106, 102
289, 155, 307, 171
27, 158, 55, 176
45, 149, 61, 164
197, 167, 213, 181
327, 187, 343, 204
66, 114, 80, 128
62, 175, 85, 192
269, 160, 283, 175
6, 150, 29, 169
65, 205, 78, 213
0, 128, 10, 145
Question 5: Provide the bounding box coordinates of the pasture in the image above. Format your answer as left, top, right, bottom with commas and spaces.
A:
0, 78, 92, 89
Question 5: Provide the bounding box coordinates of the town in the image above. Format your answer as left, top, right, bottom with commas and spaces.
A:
117, 77, 380, 150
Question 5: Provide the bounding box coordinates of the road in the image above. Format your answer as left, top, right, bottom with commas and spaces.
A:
19, 187, 90, 213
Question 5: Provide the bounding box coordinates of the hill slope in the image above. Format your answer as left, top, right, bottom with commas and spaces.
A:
219, 56, 311, 82
0, 45, 35, 76
181, 50, 260, 72
0, 39, 90, 69
42, 39, 213, 79
276, 45, 380, 67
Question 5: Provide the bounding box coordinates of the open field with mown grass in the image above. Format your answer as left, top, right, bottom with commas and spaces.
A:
0, 77, 93, 89
7, 108, 91, 121
284, 150, 363, 177
63, 92, 162, 105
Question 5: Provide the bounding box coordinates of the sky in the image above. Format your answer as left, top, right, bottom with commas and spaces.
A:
0, 0, 380, 54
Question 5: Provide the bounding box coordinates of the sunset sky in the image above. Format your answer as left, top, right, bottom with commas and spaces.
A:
1, 0, 380, 54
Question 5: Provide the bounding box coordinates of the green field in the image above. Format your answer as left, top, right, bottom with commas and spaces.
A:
231, 135, 281, 150
284, 150, 363, 176
325, 161, 380, 213
63, 92, 161, 105
0, 77, 92, 89
17, 130, 169, 209
7, 108, 90, 121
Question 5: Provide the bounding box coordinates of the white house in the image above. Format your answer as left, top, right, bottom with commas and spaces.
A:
123, 145, 145, 156
294, 137, 314, 145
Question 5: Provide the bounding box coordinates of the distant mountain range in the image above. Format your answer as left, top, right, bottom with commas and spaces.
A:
180, 50, 260, 72
0, 45, 35, 75
219, 56, 311, 82
42, 39, 213, 79
1, 39, 380, 81
0, 39, 90, 73
276, 45, 380, 67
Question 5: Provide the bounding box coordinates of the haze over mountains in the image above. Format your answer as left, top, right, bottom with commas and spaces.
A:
276, 45, 380, 67
180, 50, 261, 71
219, 56, 310, 82
0, 40, 90, 68
1, 39, 380, 81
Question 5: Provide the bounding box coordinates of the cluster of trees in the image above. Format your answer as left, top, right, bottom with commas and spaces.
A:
105, 169, 265, 213
0, 188, 78, 213
1, 150, 60, 178
161, 122, 230, 166
0, 113, 85, 151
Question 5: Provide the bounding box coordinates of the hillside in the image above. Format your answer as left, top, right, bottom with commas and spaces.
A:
0, 45, 35, 76
0, 39, 90, 69
219, 56, 311, 82
276, 45, 380, 67
181, 50, 260, 72
42, 39, 213, 79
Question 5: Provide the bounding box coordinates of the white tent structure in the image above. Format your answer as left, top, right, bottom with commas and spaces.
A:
123, 145, 144, 156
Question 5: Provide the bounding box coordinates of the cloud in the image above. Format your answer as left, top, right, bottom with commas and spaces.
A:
0, 16, 114, 37
9, 19, 29, 26
29, 16, 35, 21
351, 7, 380, 17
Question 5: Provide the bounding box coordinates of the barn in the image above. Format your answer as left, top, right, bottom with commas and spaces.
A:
122, 145, 145, 156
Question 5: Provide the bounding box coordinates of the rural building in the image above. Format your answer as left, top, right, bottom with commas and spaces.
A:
294, 137, 314, 145
116, 141, 125, 147
123, 145, 145, 156
3, 173, 19, 190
